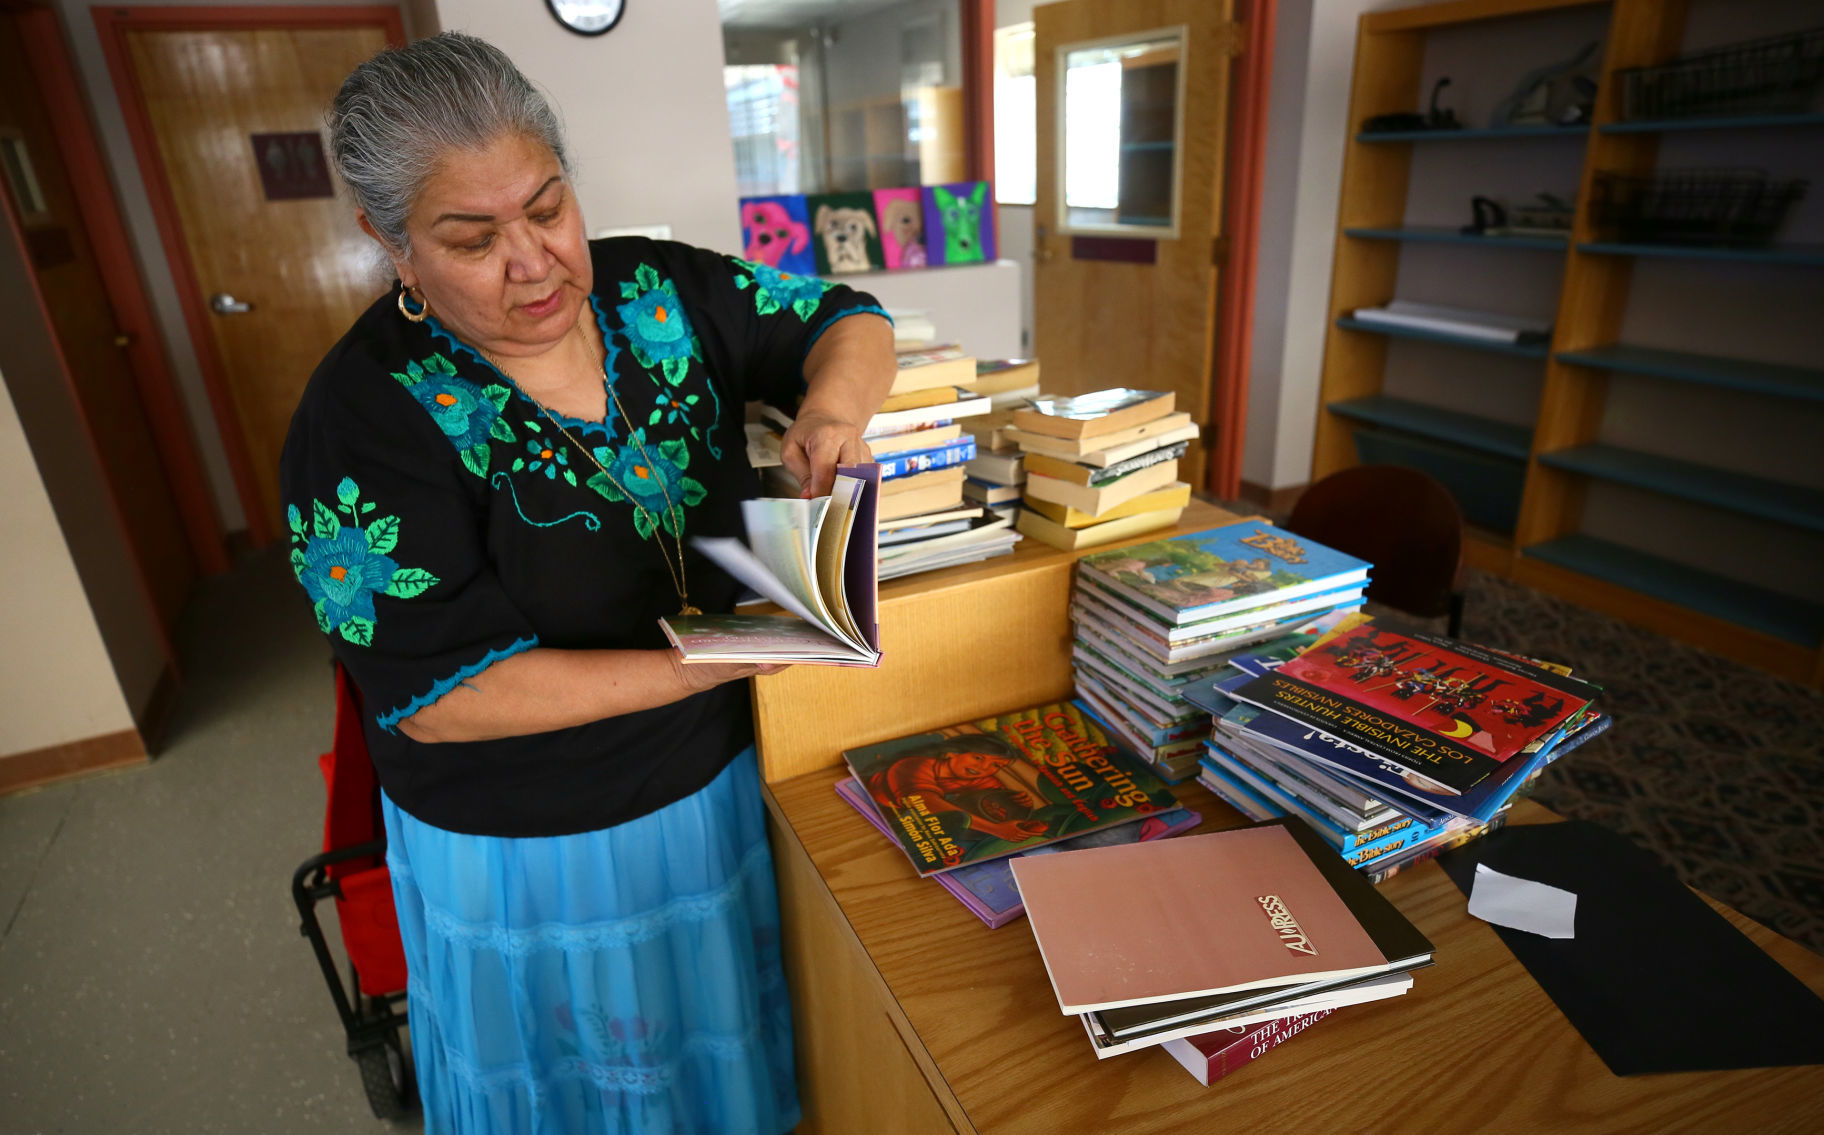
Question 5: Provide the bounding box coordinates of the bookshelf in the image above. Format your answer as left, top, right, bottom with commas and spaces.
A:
1312, 0, 1824, 687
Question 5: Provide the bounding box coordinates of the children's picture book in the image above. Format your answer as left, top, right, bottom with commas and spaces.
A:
834, 777, 1200, 928
922, 181, 995, 264
807, 191, 885, 274
738, 194, 816, 275
874, 187, 928, 269
1077, 522, 1372, 627
662, 464, 881, 665
1230, 624, 1599, 791
841, 700, 1180, 876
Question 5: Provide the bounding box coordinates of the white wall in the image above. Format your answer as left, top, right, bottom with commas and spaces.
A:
847, 260, 1025, 360
0, 376, 135, 757
1245, 0, 1442, 491
435, 0, 742, 253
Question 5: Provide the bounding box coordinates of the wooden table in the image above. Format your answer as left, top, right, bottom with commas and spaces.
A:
751, 501, 1824, 1132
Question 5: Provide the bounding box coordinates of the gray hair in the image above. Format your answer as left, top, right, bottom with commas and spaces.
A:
327, 32, 571, 255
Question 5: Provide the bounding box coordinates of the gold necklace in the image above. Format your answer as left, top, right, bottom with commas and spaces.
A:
482, 325, 699, 616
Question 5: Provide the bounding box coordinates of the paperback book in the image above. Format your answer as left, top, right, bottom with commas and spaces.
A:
662, 464, 881, 665
1012, 388, 1174, 440
841, 700, 1179, 876
835, 777, 1199, 928
1228, 624, 1600, 794
1011, 816, 1433, 1056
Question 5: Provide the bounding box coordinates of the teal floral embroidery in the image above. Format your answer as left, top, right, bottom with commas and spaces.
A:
392, 353, 514, 477
511, 429, 578, 485
732, 258, 832, 321
649, 389, 699, 428
584, 428, 708, 540
286, 478, 439, 647
616, 264, 701, 385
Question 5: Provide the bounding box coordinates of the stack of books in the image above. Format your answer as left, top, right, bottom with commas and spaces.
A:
1007, 389, 1199, 550
1011, 815, 1434, 1059
961, 358, 1042, 515
834, 701, 1199, 928
1186, 616, 1609, 884
760, 343, 1021, 579
1067, 522, 1371, 783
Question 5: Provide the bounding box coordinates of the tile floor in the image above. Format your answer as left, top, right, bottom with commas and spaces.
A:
0, 549, 418, 1133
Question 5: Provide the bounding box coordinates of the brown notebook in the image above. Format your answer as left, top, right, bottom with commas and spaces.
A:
1011, 820, 1396, 1014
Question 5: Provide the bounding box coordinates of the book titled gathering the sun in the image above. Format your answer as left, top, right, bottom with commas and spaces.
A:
660, 463, 883, 666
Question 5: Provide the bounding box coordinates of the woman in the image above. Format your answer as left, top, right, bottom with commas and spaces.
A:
283, 32, 893, 1133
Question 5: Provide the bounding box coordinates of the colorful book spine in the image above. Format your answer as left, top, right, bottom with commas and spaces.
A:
1200, 747, 1435, 859
877, 437, 978, 480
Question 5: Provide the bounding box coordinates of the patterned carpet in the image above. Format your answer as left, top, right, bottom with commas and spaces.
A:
1448, 566, 1824, 957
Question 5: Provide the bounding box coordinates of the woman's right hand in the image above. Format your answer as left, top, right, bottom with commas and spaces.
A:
670, 655, 789, 695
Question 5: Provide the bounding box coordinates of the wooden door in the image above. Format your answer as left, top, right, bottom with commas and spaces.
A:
121, 22, 392, 531
0, 12, 194, 633
1032, 0, 1234, 488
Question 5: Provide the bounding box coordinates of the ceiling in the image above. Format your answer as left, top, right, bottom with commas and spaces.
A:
718, 0, 917, 31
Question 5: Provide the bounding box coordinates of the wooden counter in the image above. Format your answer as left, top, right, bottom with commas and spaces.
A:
751, 500, 1824, 1132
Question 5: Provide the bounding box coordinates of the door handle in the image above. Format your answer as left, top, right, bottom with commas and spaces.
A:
209, 292, 253, 315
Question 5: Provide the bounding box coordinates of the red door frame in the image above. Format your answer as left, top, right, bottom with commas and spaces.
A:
9, 4, 227, 574
961, 0, 995, 189
1209, 0, 1277, 501
92, 4, 407, 548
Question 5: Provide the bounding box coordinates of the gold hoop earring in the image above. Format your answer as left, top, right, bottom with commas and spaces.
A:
398, 285, 429, 323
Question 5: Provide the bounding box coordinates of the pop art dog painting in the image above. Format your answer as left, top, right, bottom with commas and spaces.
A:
922, 182, 995, 266
873, 188, 927, 269
739, 195, 815, 275
807, 192, 885, 275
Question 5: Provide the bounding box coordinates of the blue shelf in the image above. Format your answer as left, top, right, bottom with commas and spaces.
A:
1537, 443, 1824, 533
1337, 315, 1550, 359
1601, 112, 1824, 134
1329, 396, 1532, 460
1556, 344, 1824, 403
1347, 226, 1570, 251
1525, 534, 1824, 646
1578, 241, 1824, 267
1358, 125, 1589, 142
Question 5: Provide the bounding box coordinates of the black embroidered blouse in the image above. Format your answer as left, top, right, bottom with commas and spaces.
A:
281, 237, 885, 837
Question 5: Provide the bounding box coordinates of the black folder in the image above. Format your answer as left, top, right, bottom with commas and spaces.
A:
1438, 820, 1824, 1076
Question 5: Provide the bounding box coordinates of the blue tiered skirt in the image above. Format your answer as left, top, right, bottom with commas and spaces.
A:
381, 747, 800, 1134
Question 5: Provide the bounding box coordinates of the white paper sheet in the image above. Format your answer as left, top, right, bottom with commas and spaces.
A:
1468, 863, 1578, 939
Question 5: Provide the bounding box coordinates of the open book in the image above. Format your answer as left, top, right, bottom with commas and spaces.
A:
660, 463, 882, 666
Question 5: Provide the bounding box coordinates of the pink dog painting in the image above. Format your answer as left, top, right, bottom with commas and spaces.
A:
739, 195, 815, 274
873, 187, 927, 270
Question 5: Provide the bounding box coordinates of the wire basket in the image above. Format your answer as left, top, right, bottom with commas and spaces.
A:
1589, 168, 1809, 246
1616, 26, 1824, 120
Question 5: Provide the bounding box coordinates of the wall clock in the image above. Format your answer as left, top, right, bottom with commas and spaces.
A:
546, 0, 626, 36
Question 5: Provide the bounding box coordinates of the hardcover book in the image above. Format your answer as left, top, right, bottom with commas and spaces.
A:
1011, 816, 1432, 1016
1162, 1010, 1336, 1087
840, 700, 1180, 876
1077, 522, 1371, 627
664, 464, 881, 665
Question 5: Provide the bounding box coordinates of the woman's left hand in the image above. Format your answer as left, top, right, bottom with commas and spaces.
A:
780, 408, 872, 499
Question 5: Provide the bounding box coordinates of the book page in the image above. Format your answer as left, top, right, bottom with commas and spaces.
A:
737, 497, 827, 619
815, 475, 867, 646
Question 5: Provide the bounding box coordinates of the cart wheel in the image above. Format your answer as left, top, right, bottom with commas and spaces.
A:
354, 1033, 414, 1120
